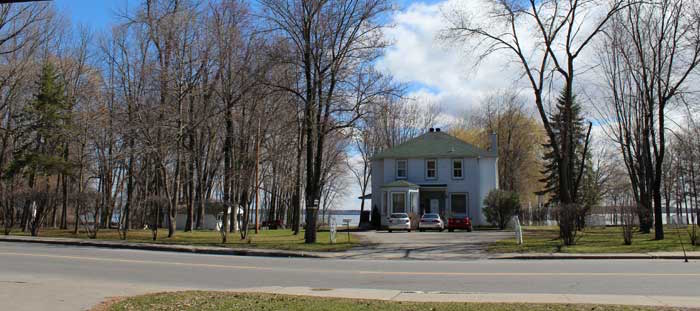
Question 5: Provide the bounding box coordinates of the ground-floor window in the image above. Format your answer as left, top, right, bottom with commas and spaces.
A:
451, 193, 468, 216
392, 192, 406, 213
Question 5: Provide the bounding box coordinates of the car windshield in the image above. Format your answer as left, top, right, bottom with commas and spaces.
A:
390, 213, 409, 218
422, 214, 439, 219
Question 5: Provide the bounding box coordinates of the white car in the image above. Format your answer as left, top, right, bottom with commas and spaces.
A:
387, 213, 411, 232
419, 213, 444, 232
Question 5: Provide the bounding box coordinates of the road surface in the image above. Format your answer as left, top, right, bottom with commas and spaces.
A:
1, 242, 699, 310
349, 230, 511, 260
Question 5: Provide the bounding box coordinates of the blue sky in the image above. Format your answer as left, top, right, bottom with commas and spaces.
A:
53, 0, 130, 29
54, 0, 441, 29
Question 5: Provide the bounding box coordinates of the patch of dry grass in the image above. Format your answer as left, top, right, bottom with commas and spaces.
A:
489, 226, 700, 253
101, 292, 670, 311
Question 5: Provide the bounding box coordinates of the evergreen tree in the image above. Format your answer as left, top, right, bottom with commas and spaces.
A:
537, 88, 588, 204
5, 62, 72, 236
6, 62, 71, 179
578, 151, 602, 229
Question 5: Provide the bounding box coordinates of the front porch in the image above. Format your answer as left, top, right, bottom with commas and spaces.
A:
381, 181, 471, 227
418, 184, 447, 215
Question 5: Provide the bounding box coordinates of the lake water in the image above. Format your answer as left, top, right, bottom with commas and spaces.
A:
302, 213, 362, 226
324, 214, 361, 226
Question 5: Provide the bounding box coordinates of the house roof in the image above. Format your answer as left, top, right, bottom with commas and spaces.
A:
373, 131, 494, 160
381, 180, 420, 188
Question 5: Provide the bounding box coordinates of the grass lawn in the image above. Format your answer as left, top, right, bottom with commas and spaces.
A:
9, 228, 358, 252
489, 226, 700, 254
99, 292, 669, 311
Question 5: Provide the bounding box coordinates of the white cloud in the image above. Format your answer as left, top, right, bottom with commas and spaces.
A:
377, 1, 531, 119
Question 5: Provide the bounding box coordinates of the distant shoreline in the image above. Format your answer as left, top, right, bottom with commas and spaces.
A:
303, 210, 362, 216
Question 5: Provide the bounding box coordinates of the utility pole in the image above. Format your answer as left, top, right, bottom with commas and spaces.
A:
254, 118, 261, 234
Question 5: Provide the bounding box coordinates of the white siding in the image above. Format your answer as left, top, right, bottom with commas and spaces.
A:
372, 156, 498, 227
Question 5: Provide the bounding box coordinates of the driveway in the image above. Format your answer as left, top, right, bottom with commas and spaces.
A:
344, 230, 513, 260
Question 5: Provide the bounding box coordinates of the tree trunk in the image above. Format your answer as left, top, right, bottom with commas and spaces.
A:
221, 103, 233, 243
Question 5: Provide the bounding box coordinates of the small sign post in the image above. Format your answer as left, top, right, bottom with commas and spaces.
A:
512, 216, 523, 245
329, 218, 337, 244
342, 218, 352, 243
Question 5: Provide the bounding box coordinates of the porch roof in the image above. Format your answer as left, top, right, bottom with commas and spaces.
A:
419, 184, 448, 190
381, 180, 420, 189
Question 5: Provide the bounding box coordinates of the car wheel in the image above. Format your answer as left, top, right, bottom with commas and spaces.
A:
448, 228, 454, 232
419, 229, 424, 232
440, 228, 444, 232
407, 229, 411, 232
467, 228, 472, 232
388, 229, 392, 233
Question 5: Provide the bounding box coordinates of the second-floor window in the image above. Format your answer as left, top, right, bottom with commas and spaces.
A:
453, 159, 463, 179
396, 160, 407, 179
426, 159, 437, 179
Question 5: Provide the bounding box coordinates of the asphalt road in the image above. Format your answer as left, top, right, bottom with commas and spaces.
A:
350, 230, 511, 260
1, 242, 699, 310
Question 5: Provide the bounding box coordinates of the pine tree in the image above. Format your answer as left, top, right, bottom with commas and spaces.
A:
5, 62, 72, 236
6, 62, 71, 179
537, 88, 588, 204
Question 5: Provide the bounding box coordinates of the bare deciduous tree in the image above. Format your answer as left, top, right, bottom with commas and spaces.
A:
442, 0, 629, 244
260, 0, 394, 243
598, 0, 700, 239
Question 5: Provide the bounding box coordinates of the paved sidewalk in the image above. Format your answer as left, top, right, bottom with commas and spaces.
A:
2, 234, 699, 260
233, 286, 700, 308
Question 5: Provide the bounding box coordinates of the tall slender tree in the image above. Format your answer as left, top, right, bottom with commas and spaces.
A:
443, 0, 626, 244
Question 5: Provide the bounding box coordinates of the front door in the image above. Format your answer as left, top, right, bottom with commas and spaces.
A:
430, 199, 439, 214
420, 190, 445, 215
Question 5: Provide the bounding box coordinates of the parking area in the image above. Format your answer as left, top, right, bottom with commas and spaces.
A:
344, 230, 513, 261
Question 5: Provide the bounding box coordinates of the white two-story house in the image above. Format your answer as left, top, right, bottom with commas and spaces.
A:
371, 128, 498, 227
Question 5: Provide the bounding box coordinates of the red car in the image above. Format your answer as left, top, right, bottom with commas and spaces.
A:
447, 217, 472, 232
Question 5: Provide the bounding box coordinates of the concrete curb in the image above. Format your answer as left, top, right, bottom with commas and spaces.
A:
0, 235, 330, 259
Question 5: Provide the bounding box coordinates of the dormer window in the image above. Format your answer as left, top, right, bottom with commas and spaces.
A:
426, 159, 437, 179
396, 160, 407, 179
453, 159, 463, 179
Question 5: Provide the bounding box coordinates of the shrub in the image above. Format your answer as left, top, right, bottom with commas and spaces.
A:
556, 203, 584, 246
483, 190, 521, 229
619, 205, 637, 245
